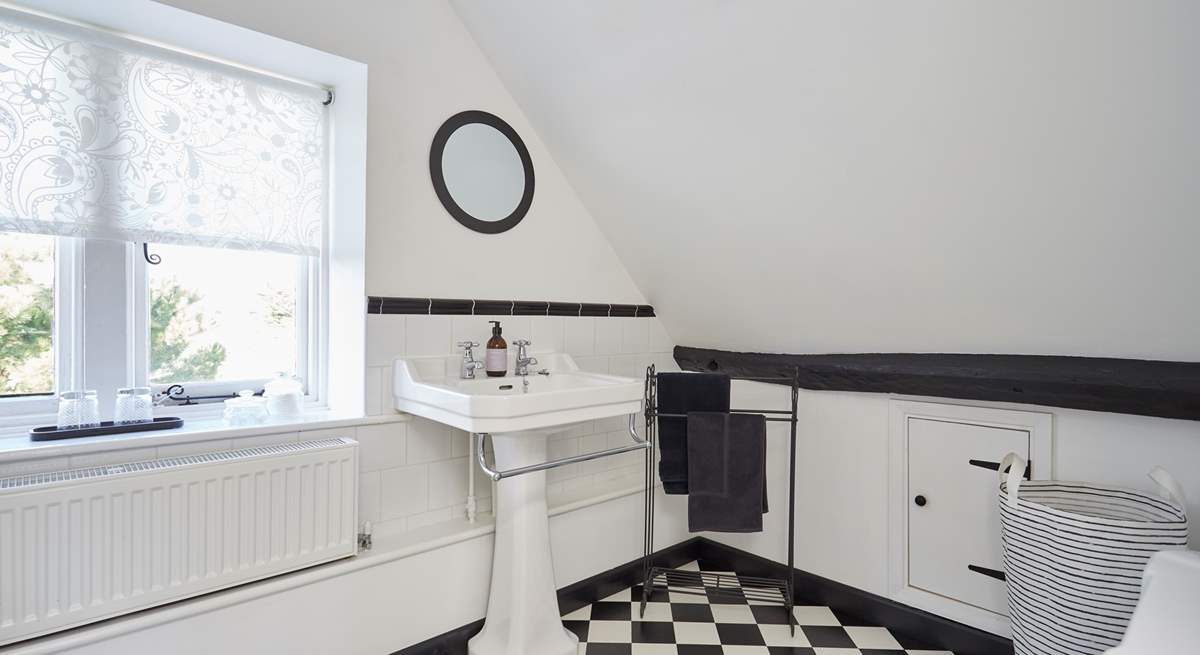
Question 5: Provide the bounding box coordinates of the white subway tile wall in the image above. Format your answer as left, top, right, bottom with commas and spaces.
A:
0, 316, 674, 535
362, 313, 677, 532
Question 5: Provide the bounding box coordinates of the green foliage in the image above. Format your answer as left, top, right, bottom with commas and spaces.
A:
0, 237, 229, 393
149, 281, 226, 383
0, 246, 53, 394
257, 286, 295, 329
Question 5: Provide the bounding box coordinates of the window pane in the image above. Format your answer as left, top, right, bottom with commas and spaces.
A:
149, 244, 302, 386
0, 233, 54, 396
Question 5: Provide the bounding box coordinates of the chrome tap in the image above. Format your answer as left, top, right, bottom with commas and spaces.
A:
458, 341, 483, 379
514, 339, 538, 377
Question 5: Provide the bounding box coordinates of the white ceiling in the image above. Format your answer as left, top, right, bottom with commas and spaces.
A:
452, 0, 1200, 360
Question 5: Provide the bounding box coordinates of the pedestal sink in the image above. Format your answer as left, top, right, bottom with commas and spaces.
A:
393, 353, 645, 655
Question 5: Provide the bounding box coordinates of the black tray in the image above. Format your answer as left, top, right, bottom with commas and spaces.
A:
30, 417, 184, 442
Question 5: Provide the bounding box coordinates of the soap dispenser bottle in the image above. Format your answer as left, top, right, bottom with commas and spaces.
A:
486, 321, 507, 377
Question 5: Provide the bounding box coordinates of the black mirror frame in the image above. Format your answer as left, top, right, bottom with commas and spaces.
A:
429, 110, 535, 235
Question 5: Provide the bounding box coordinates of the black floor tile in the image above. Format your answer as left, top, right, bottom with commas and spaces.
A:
589, 601, 633, 621
750, 604, 793, 625
563, 619, 589, 642
675, 646, 724, 655
568, 560, 953, 654
630, 621, 675, 644
801, 625, 856, 648
581, 644, 632, 655
705, 587, 748, 604
670, 603, 715, 623
716, 623, 766, 646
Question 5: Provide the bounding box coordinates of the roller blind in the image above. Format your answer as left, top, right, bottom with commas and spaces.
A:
0, 9, 327, 255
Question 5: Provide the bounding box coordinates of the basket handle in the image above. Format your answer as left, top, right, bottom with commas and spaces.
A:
999, 452, 1026, 508
1149, 466, 1186, 508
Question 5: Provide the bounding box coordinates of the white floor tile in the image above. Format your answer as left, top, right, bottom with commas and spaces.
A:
670, 621, 720, 644
709, 603, 756, 624
759, 623, 813, 647
792, 605, 842, 626
846, 625, 903, 649
585, 620, 632, 643
630, 645, 676, 655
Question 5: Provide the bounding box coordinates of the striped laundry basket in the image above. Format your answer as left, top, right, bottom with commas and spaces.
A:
996, 453, 1188, 655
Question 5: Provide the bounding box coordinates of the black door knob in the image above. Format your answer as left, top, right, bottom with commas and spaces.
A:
914, 495, 927, 507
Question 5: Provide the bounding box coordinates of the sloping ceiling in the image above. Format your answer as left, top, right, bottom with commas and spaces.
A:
451, 0, 1200, 361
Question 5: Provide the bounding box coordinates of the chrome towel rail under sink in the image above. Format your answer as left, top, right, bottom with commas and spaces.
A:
474, 413, 650, 481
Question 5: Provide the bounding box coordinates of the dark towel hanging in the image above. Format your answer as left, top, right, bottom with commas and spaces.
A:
686, 412, 768, 533
656, 372, 730, 494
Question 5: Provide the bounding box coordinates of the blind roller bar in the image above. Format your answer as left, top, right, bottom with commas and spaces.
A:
0, 4, 331, 104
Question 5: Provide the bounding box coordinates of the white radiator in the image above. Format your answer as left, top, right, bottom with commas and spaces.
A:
0, 437, 358, 646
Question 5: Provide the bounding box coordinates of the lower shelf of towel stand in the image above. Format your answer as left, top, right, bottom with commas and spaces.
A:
640, 566, 797, 635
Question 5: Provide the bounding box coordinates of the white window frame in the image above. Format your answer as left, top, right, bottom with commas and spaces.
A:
135, 243, 323, 415
0, 0, 367, 430
0, 235, 82, 425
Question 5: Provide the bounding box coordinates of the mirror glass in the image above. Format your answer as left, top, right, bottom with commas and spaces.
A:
441, 123, 526, 222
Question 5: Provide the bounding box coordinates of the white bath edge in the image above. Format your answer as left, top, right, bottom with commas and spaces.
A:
4, 478, 654, 655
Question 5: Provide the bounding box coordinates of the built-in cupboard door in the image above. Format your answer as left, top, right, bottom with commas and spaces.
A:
907, 418, 1028, 616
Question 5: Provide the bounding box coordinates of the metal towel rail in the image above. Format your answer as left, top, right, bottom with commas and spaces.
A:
475, 413, 650, 481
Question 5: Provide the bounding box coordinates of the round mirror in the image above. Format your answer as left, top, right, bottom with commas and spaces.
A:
430, 111, 535, 234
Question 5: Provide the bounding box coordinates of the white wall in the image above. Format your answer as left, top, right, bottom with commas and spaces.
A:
453, 0, 1200, 361
159, 0, 645, 304
0, 2, 683, 651
712, 382, 1200, 599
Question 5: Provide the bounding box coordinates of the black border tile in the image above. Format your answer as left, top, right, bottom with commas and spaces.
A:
379, 297, 430, 314
472, 299, 514, 315
368, 296, 657, 318
429, 298, 473, 315
514, 300, 550, 315
548, 301, 582, 316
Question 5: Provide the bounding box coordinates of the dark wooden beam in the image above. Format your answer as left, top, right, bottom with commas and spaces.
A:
674, 346, 1200, 421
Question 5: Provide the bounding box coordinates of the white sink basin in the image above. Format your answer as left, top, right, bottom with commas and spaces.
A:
392, 352, 641, 433
392, 352, 646, 655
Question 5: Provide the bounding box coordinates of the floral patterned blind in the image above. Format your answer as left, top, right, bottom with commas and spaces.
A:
0, 15, 327, 255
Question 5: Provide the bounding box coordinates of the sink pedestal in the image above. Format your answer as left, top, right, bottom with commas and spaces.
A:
468, 430, 578, 655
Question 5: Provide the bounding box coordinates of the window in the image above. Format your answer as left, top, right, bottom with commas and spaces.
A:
0, 234, 55, 397
147, 243, 317, 397
0, 6, 339, 423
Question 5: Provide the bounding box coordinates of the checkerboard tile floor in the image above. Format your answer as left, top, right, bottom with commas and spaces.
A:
561, 561, 953, 655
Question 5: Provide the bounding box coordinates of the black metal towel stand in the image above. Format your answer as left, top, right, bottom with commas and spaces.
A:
639, 364, 802, 635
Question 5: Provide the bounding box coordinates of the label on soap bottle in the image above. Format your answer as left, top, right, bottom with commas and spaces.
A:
486, 348, 507, 374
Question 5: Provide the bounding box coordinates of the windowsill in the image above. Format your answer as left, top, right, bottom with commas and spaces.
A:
0, 410, 411, 465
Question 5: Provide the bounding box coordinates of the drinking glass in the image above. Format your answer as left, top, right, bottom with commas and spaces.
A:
57, 390, 100, 429
114, 387, 154, 424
